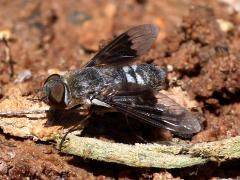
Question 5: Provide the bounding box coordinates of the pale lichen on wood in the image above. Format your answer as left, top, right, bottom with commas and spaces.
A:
55, 133, 240, 169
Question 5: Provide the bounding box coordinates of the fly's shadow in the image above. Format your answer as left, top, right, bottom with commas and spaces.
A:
46, 106, 171, 147
45, 107, 85, 128
44, 106, 91, 150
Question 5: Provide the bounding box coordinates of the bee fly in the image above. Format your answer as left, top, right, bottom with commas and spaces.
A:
42, 24, 202, 136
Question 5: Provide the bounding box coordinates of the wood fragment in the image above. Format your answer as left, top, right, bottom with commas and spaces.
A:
55, 133, 240, 169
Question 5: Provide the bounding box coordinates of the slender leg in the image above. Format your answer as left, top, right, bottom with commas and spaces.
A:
58, 109, 92, 151
125, 115, 148, 143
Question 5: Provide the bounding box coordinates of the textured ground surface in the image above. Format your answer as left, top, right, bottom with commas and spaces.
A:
0, 0, 240, 179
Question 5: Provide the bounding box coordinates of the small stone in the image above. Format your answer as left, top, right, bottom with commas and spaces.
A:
167, 64, 173, 72
0, 30, 12, 40
7, 151, 16, 159
14, 70, 32, 84
217, 19, 235, 32
67, 11, 91, 25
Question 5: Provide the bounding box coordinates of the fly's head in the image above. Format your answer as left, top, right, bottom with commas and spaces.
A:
42, 74, 72, 108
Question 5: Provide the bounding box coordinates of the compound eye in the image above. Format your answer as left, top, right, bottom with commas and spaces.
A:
43, 74, 68, 108
49, 81, 65, 104
44, 74, 61, 84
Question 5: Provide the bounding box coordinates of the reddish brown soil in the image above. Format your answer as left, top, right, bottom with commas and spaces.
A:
1, 0, 240, 179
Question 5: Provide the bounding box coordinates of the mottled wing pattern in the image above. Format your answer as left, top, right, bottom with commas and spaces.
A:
85, 24, 159, 67
97, 88, 202, 135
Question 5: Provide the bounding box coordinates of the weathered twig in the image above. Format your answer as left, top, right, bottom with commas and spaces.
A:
0, 109, 49, 117
55, 133, 240, 169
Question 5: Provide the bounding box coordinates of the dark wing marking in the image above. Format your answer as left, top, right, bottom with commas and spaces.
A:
97, 88, 202, 135
85, 24, 159, 67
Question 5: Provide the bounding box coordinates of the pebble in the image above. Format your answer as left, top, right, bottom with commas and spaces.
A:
14, 69, 32, 83
67, 11, 91, 25
0, 30, 12, 40
217, 19, 235, 32
167, 64, 174, 72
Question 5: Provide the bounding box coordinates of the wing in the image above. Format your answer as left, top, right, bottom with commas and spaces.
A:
85, 24, 159, 67
96, 88, 202, 135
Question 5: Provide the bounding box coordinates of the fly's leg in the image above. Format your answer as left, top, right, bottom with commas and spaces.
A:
45, 107, 64, 126
58, 107, 93, 151
125, 115, 148, 143
46, 103, 88, 126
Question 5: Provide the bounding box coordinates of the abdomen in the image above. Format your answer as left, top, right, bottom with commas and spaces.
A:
117, 64, 166, 90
